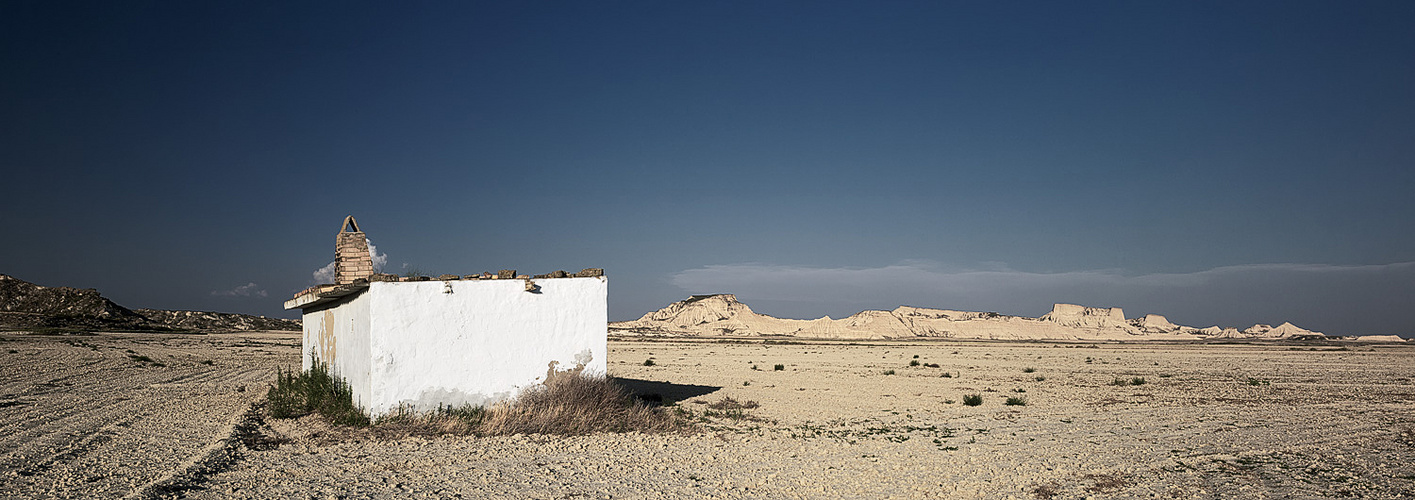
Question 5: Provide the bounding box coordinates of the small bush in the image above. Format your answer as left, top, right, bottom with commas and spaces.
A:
1022, 367, 1036, 373
940, 372, 953, 378
1005, 396, 1028, 406
267, 362, 370, 427
129, 354, 154, 363
909, 360, 920, 367
200, 360, 215, 366
751, 364, 759, 371
773, 364, 785, 371
883, 369, 896, 375
643, 359, 655, 366
913, 354, 919, 358
1131, 377, 1146, 386
923, 363, 940, 368
1034, 375, 1046, 382
962, 394, 983, 406
1247, 378, 1269, 386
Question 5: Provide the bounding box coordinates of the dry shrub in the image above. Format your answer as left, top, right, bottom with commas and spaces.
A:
707, 397, 759, 410
478, 371, 690, 436
1084, 473, 1128, 492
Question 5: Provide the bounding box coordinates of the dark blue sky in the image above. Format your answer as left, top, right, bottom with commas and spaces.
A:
3, 2, 1413, 335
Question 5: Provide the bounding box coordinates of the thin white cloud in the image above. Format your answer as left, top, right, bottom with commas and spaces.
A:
312, 261, 337, 283
211, 282, 267, 298
668, 261, 1415, 336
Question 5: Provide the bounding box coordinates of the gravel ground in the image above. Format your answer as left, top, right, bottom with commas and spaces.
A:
4, 334, 1414, 499
0, 331, 296, 499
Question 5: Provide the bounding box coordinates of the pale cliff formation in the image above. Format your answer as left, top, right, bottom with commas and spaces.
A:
610, 294, 1367, 341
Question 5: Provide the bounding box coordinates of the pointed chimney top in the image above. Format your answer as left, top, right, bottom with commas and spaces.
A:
340, 215, 361, 233
335, 216, 372, 284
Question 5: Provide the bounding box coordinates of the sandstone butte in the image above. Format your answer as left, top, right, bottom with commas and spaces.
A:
611, 294, 1406, 342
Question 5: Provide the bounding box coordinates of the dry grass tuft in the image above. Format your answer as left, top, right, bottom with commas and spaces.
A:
707, 397, 759, 410
477, 371, 690, 436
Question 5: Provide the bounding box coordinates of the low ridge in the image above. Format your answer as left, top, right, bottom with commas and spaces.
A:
611, 295, 1351, 341
0, 274, 299, 332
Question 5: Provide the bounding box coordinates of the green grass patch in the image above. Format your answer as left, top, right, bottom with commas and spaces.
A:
1004, 396, 1028, 406
267, 361, 370, 427
962, 394, 983, 406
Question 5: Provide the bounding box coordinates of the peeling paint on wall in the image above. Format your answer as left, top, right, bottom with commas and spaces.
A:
318, 310, 337, 362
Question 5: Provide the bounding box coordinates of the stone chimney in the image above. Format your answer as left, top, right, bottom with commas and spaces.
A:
335, 216, 373, 284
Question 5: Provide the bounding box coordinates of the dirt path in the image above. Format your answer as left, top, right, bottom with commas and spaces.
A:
184, 340, 1415, 499
0, 331, 299, 499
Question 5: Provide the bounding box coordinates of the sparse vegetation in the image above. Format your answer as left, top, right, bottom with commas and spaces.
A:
1247, 377, 1269, 386
1113, 377, 1147, 386
962, 394, 983, 406
477, 373, 689, 435
267, 361, 370, 427
199, 359, 215, 365
1005, 396, 1028, 406
883, 369, 896, 375
909, 360, 920, 367
1032, 482, 1060, 499
923, 362, 940, 368
707, 397, 759, 410
643, 359, 655, 366
940, 372, 953, 378
1022, 367, 1036, 373
1034, 375, 1046, 382
773, 364, 785, 371
271, 365, 690, 436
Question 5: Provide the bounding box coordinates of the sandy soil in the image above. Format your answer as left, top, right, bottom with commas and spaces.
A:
4, 334, 1415, 499
0, 331, 297, 498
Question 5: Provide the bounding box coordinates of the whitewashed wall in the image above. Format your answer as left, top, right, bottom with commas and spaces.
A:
300, 291, 372, 408
304, 277, 608, 417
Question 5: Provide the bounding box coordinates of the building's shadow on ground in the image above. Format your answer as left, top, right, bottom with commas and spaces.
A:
612, 377, 720, 405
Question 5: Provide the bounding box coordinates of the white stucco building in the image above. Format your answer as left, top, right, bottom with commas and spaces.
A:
284, 217, 607, 417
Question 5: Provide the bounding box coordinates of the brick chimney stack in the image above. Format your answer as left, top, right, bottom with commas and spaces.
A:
335, 216, 373, 284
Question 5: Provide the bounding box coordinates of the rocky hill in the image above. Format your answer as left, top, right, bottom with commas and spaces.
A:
0, 274, 299, 332
1, 274, 155, 330
611, 294, 1352, 341
134, 309, 300, 333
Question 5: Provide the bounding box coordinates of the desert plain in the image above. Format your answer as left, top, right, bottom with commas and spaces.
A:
2, 331, 1414, 499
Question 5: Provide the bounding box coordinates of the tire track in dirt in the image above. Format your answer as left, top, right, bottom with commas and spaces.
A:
0, 331, 300, 499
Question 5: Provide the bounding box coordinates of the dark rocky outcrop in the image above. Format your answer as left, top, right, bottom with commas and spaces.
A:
0, 274, 299, 333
